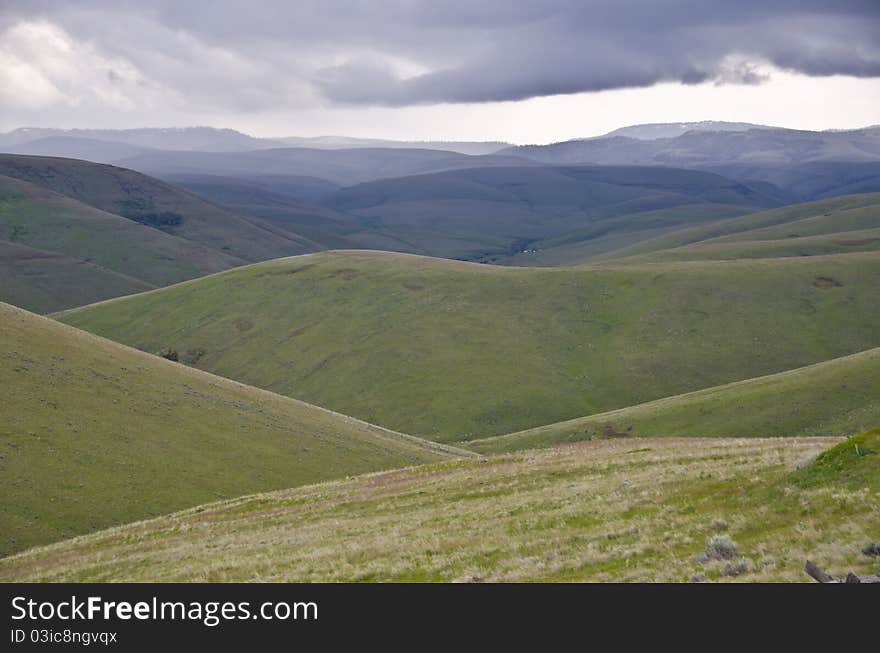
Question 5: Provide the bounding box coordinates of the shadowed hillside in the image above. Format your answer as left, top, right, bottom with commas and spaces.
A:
0, 154, 319, 262
0, 174, 246, 281
508, 193, 880, 266
320, 164, 779, 261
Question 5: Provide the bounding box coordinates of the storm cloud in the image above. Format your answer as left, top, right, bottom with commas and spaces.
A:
0, 1, 879, 138
3, 1, 879, 109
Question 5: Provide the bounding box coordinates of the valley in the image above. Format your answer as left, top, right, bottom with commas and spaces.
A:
1, 121, 878, 583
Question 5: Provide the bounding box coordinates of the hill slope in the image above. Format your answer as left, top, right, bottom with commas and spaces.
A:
468, 347, 880, 454
0, 302, 462, 555
0, 240, 153, 314
598, 193, 880, 263
57, 250, 880, 441
0, 154, 318, 262
4, 434, 876, 582
321, 165, 779, 261
0, 174, 245, 301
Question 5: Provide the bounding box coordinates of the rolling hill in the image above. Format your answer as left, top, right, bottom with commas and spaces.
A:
593, 193, 880, 264
3, 433, 876, 582
56, 249, 880, 442
161, 173, 364, 247
0, 302, 463, 555
508, 193, 880, 266
0, 154, 319, 263
0, 240, 153, 314
320, 165, 780, 261
0, 173, 247, 311
467, 347, 880, 454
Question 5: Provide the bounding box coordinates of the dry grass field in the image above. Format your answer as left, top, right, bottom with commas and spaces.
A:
3, 434, 877, 582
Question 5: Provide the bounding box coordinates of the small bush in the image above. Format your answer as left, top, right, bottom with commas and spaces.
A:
704, 534, 738, 561
862, 543, 880, 557
723, 557, 753, 577
157, 348, 179, 362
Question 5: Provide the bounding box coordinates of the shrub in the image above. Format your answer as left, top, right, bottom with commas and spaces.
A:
723, 557, 753, 577
157, 347, 179, 362
127, 211, 184, 229
704, 534, 738, 561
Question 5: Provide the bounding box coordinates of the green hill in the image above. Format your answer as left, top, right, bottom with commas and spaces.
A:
468, 348, 880, 454
0, 302, 463, 555
500, 203, 753, 267
597, 193, 880, 263
56, 250, 880, 442
0, 154, 318, 263
322, 165, 778, 261
0, 174, 247, 311
0, 240, 153, 314
4, 434, 876, 582
791, 426, 880, 491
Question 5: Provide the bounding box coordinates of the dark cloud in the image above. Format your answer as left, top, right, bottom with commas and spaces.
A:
2, 0, 879, 111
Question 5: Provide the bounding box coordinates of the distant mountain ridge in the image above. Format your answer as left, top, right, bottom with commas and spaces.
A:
0, 127, 510, 157
0, 127, 286, 152
500, 127, 880, 178
602, 121, 773, 140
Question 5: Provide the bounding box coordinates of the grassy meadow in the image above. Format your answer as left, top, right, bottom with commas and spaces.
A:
2, 432, 877, 582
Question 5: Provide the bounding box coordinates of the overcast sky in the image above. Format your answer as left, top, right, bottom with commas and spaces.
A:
1, 0, 879, 143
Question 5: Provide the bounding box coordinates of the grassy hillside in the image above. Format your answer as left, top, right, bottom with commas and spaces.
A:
0, 302, 462, 555
706, 161, 880, 201
0, 154, 318, 262
57, 250, 880, 442
500, 203, 751, 267
468, 348, 880, 454
323, 165, 778, 261
0, 174, 245, 305
163, 173, 363, 248
4, 435, 877, 582
791, 427, 880, 491
0, 240, 153, 314
597, 193, 880, 263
